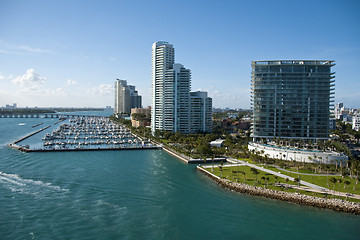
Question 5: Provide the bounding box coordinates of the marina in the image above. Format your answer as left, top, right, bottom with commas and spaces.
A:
9, 116, 159, 152
1, 111, 360, 240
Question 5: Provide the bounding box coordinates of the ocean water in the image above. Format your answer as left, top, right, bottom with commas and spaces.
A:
0, 115, 359, 239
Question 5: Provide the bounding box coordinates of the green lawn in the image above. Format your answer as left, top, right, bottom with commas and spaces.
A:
259, 165, 360, 196
208, 165, 296, 187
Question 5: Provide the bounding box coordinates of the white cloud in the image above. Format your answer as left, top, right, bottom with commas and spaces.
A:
66, 79, 77, 86
16, 45, 54, 54
11, 69, 46, 88
0, 72, 12, 80
87, 84, 113, 95
0, 41, 56, 55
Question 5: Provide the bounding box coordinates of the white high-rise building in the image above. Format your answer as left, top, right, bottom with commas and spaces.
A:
151, 41, 212, 134
152, 41, 175, 133
114, 79, 130, 115
114, 79, 141, 116
190, 91, 212, 133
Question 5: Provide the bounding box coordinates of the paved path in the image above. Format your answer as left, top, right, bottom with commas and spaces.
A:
271, 165, 342, 177
224, 157, 330, 191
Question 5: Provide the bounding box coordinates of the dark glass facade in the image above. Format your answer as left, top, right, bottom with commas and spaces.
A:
251, 60, 335, 141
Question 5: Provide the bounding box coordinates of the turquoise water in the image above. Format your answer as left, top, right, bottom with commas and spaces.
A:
1, 115, 359, 239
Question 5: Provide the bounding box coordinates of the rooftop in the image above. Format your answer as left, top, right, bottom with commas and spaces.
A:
252, 60, 335, 66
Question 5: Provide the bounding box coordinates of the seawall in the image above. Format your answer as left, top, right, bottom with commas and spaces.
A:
197, 166, 360, 215
162, 146, 190, 163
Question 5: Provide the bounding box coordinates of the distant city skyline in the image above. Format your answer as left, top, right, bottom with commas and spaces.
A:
0, 0, 359, 108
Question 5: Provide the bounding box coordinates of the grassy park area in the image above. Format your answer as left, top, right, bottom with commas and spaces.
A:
208, 165, 295, 187
204, 164, 360, 202
263, 165, 360, 196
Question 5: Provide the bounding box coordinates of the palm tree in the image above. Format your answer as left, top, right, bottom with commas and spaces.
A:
211, 155, 214, 172
340, 161, 343, 175
329, 177, 337, 197
260, 150, 265, 163
250, 167, 260, 186
294, 176, 301, 192
326, 165, 330, 187
240, 171, 246, 183
335, 160, 338, 170
219, 165, 223, 178
285, 178, 289, 187
337, 178, 343, 196
266, 176, 270, 188
219, 161, 224, 178
274, 175, 279, 184
293, 177, 299, 191
308, 156, 312, 164
261, 176, 266, 188
344, 180, 351, 200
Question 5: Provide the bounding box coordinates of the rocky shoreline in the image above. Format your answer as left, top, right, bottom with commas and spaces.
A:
197, 166, 360, 215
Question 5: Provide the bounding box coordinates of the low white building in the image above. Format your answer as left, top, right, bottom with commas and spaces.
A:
210, 139, 225, 148
248, 142, 348, 164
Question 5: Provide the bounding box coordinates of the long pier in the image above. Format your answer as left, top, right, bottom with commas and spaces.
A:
20, 146, 161, 153
13, 125, 51, 145
0, 113, 105, 119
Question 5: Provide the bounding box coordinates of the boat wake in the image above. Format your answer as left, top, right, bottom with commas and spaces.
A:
0, 171, 69, 198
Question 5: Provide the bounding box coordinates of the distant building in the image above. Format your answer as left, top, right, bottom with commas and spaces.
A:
329, 118, 337, 131
353, 115, 360, 131
114, 79, 141, 116
129, 85, 142, 112
131, 107, 151, 128
334, 102, 344, 119
251, 60, 335, 141
5, 103, 17, 109
151, 41, 212, 134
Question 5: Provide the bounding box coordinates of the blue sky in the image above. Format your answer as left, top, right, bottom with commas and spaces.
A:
0, 0, 359, 109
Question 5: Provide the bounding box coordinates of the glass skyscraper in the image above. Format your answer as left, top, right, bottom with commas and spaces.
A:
251, 60, 335, 141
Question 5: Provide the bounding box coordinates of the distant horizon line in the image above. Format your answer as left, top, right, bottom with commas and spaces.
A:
0, 106, 255, 110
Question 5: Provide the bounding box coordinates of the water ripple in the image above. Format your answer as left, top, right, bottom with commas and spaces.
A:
0, 171, 69, 199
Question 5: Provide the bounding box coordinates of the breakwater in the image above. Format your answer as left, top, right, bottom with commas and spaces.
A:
8, 125, 52, 151
21, 145, 161, 152
197, 166, 360, 215
13, 125, 51, 144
